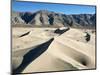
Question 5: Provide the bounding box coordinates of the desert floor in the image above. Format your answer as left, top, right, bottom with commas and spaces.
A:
12, 27, 96, 74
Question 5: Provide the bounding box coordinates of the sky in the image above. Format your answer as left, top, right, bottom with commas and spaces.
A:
12, 0, 96, 15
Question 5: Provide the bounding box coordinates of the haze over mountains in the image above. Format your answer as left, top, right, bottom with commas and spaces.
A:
12, 10, 96, 28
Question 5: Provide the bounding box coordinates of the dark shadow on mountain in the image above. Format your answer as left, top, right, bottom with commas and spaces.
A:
48, 14, 54, 25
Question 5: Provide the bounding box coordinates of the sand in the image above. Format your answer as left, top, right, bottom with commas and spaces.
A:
12, 27, 96, 73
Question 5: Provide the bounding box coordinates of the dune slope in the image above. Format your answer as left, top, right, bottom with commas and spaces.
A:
21, 28, 95, 73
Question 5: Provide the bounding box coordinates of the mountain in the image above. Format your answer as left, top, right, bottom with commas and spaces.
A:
12, 11, 25, 25
12, 10, 96, 28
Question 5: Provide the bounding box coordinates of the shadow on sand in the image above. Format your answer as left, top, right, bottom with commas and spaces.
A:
13, 38, 54, 74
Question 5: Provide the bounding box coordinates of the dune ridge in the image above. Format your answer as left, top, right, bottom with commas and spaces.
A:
12, 27, 95, 74
22, 29, 95, 73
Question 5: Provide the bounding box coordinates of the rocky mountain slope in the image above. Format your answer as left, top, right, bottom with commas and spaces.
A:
12, 10, 96, 28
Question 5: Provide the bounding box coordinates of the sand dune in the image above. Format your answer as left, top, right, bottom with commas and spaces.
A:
22, 29, 95, 73
12, 27, 95, 74
12, 28, 56, 73
13, 38, 54, 73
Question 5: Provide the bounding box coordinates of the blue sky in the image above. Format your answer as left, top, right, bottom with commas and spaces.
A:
12, 0, 96, 15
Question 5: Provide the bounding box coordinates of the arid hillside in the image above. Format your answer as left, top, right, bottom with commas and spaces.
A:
12, 10, 96, 28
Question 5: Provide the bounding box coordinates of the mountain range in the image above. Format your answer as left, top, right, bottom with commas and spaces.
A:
12, 10, 96, 28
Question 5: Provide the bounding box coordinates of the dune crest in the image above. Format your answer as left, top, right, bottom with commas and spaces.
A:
21, 28, 95, 73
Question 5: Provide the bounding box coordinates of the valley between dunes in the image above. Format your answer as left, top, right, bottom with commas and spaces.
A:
12, 27, 96, 74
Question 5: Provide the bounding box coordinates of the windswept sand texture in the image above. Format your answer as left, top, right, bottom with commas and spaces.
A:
12, 27, 96, 74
